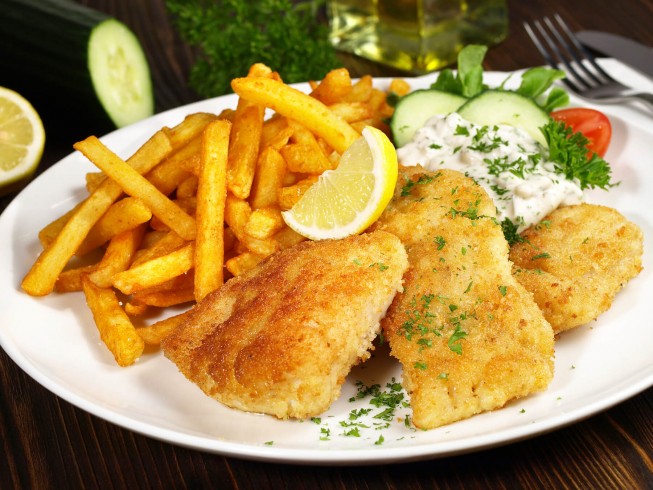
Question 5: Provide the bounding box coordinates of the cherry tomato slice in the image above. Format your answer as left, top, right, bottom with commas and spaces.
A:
550, 108, 612, 158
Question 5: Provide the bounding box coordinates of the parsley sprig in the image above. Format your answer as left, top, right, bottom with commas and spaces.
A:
541, 120, 614, 190
166, 0, 342, 97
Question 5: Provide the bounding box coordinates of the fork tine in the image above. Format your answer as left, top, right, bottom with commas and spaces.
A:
551, 14, 615, 82
544, 16, 606, 87
524, 19, 584, 92
523, 21, 557, 67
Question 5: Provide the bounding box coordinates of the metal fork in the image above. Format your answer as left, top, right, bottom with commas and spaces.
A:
524, 14, 653, 109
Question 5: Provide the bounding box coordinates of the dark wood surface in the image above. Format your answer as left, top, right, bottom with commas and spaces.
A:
2, 0, 652, 488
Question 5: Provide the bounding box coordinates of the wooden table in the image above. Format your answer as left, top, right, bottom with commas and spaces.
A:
1, 0, 652, 488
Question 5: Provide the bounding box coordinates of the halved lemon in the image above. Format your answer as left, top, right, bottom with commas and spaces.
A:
0, 86, 45, 195
282, 126, 398, 240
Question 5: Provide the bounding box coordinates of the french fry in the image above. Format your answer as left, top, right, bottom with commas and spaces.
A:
144, 159, 193, 197
164, 112, 217, 149
132, 288, 196, 307
227, 101, 264, 199
194, 119, 231, 302
38, 203, 81, 249
130, 271, 195, 308
85, 171, 105, 193
277, 176, 319, 210
140, 229, 168, 250
231, 76, 359, 154
274, 225, 306, 250
161, 135, 202, 176
280, 120, 336, 174
328, 101, 374, 123
280, 143, 335, 174
144, 268, 195, 292
244, 207, 284, 239
74, 136, 196, 241
262, 125, 293, 151
250, 147, 287, 210
124, 300, 150, 317
176, 175, 198, 198
87, 224, 146, 288
261, 115, 293, 150
76, 197, 152, 255
132, 230, 187, 266
136, 312, 189, 346
344, 75, 373, 103
54, 264, 96, 293
389, 78, 411, 96
225, 195, 278, 256
81, 276, 144, 367
225, 250, 265, 276
22, 130, 172, 296
112, 243, 195, 295
310, 67, 353, 105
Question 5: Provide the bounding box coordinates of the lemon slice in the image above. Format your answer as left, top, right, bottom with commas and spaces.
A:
0, 86, 45, 195
282, 126, 398, 240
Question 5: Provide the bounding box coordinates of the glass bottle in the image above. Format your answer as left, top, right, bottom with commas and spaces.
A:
326, 0, 508, 74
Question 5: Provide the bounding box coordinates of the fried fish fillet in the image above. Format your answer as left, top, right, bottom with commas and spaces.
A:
370, 166, 554, 430
510, 203, 643, 334
161, 230, 408, 419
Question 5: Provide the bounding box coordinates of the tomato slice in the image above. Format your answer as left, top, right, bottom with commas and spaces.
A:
550, 108, 612, 158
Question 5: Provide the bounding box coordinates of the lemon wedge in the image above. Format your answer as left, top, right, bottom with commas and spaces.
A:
282, 126, 398, 240
0, 86, 45, 195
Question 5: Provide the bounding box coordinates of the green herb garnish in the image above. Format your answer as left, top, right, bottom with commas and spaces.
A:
541, 120, 614, 190
166, 0, 342, 97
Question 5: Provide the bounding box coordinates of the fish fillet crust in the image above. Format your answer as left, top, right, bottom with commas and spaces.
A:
370, 167, 555, 430
161, 230, 408, 419
510, 203, 643, 334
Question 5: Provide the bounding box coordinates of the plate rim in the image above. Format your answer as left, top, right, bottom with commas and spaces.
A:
1, 62, 652, 464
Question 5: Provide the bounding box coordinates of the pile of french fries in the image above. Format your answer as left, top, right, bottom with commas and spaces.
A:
20, 63, 410, 367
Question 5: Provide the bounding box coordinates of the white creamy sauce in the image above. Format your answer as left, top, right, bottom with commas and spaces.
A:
397, 113, 584, 231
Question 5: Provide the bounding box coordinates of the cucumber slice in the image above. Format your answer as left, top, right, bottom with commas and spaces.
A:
88, 19, 154, 128
391, 89, 467, 147
457, 90, 551, 146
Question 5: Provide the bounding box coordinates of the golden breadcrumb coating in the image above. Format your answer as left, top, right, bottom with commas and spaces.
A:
510, 203, 643, 334
162, 230, 408, 419
370, 166, 555, 430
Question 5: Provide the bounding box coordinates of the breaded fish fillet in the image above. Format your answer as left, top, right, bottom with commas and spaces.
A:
161, 230, 408, 419
370, 166, 554, 430
510, 203, 643, 334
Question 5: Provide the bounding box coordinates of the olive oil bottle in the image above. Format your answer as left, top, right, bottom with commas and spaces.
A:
327, 0, 508, 74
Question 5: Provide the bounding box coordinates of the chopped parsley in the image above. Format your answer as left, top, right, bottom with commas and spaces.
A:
369, 262, 389, 271
531, 252, 551, 260
500, 217, 527, 246
400, 174, 438, 196
447, 323, 468, 355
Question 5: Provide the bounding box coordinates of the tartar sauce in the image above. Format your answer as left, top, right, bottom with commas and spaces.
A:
397, 113, 584, 231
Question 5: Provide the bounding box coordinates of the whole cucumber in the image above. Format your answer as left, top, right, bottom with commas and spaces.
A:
0, 0, 154, 132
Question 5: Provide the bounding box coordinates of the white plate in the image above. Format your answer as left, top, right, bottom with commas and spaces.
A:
1, 62, 652, 465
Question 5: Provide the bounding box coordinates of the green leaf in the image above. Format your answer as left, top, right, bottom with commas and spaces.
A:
457, 45, 487, 97
542, 87, 570, 112
517, 67, 566, 99
431, 69, 460, 93
430, 45, 487, 97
